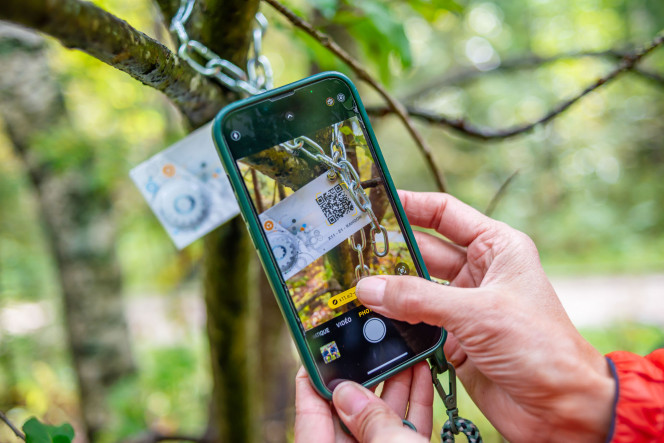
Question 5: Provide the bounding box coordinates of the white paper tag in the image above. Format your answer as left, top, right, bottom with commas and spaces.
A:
259, 173, 370, 280
129, 122, 240, 249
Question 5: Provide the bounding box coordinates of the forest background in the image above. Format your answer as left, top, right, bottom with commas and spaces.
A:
0, 0, 663, 441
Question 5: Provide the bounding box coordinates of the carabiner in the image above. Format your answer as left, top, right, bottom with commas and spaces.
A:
431, 361, 459, 434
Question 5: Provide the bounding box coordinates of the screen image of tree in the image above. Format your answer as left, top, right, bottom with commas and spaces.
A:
237, 116, 417, 331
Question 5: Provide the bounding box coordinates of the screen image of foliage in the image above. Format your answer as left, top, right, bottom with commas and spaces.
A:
238, 116, 417, 331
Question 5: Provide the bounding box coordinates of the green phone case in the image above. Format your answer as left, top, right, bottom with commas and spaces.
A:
212, 71, 446, 399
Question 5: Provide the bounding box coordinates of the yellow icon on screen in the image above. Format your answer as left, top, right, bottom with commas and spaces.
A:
328, 287, 357, 309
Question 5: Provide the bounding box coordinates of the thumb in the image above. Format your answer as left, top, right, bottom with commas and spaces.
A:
332, 381, 425, 442
355, 275, 481, 330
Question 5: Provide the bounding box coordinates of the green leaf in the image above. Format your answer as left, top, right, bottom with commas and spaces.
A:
408, 0, 465, 19
307, 0, 340, 19
354, 1, 412, 68
22, 418, 75, 443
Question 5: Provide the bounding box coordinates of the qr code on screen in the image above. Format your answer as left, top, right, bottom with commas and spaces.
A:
316, 184, 354, 224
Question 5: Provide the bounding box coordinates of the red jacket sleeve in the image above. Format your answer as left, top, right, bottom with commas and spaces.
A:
606, 349, 664, 442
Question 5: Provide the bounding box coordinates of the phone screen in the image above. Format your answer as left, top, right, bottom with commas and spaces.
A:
222, 78, 441, 389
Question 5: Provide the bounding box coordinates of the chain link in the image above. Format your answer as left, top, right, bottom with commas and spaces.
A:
170, 0, 273, 95
172, 2, 386, 266
351, 229, 370, 280
280, 123, 389, 261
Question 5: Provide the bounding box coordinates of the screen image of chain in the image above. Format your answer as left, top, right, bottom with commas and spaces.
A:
236, 115, 438, 387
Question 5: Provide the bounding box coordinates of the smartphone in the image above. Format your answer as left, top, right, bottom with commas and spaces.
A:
212, 72, 444, 398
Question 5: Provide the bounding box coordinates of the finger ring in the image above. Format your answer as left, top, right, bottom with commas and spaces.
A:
402, 419, 417, 431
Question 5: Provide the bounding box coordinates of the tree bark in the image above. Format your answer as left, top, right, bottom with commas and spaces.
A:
0, 0, 226, 126
154, 1, 298, 441
0, 24, 135, 441
256, 271, 296, 443
202, 218, 259, 443
2, 0, 300, 439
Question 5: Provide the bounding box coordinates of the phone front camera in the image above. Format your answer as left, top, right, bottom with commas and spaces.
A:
285, 111, 295, 121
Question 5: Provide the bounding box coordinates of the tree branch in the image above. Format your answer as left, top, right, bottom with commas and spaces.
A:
485, 170, 519, 217
0, 411, 25, 441
126, 430, 206, 443
404, 49, 664, 101
263, 0, 448, 192
367, 31, 664, 141
0, 0, 228, 127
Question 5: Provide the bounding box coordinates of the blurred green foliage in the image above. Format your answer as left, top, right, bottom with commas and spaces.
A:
23, 417, 74, 443
0, 0, 663, 441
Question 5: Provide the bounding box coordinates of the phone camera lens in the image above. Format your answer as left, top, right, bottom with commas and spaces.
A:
336, 93, 346, 102
285, 111, 295, 121
230, 130, 241, 141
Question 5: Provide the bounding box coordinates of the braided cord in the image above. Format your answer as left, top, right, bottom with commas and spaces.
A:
441, 418, 483, 443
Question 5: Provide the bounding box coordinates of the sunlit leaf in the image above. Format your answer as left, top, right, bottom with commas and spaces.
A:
408, 0, 464, 19
22, 417, 74, 443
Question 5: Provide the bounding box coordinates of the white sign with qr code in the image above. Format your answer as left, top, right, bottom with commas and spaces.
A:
259, 173, 370, 280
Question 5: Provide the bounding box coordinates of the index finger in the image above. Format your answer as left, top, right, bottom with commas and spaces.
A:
398, 191, 493, 247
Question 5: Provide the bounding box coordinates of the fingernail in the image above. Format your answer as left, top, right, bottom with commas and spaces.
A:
334, 381, 370, 416
356, 277, 386, 306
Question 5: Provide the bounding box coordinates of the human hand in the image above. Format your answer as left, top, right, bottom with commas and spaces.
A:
294, 361, 433, 442
355, 191, 615, 442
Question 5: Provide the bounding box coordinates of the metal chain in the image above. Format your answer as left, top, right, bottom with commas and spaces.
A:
170, 0, 273, 95
172, 1, 385, 268
351, 228, 369, 280
280, 123, 389, 259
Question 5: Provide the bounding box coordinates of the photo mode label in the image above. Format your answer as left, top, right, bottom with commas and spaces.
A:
328, 286, 357, 309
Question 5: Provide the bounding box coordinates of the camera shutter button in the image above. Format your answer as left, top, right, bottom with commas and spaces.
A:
363, 318, 386, 343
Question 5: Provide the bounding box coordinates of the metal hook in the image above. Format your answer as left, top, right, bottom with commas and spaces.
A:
370, 226, 389, 257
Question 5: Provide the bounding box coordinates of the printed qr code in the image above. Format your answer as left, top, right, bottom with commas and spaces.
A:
316, 184, 354, 224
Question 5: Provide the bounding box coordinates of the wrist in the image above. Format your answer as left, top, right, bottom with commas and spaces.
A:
548, 354, 615, 442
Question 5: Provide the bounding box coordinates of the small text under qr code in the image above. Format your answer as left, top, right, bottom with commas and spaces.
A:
316, 184, 354, 224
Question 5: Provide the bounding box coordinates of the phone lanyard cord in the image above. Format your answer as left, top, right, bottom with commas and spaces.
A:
429, 346, 483, 442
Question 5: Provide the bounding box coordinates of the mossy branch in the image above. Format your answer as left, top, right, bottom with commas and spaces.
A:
0, 0, 227, 127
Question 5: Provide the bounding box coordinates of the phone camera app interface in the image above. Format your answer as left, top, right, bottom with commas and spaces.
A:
236, 115, 439, 387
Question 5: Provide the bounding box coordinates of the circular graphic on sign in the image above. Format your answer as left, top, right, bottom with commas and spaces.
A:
156, 178, 209, 230
162, 164, 176, 177
264, 220, 274, 231
267, 232, 298, 274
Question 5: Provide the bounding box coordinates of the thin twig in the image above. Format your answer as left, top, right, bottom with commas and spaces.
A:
367, 31, 664, 141
633, 68, 664, 86
360, 177, 381, 189
263, 0, 447, 192
404, 49, 664, 100
485, 170, 519, 217
124, 430, 206, 443
0, 410, 25, 441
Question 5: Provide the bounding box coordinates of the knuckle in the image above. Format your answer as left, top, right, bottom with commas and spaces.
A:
388, 278, 423, 321
513, 230, 538, 254
355, 402, 399, 441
